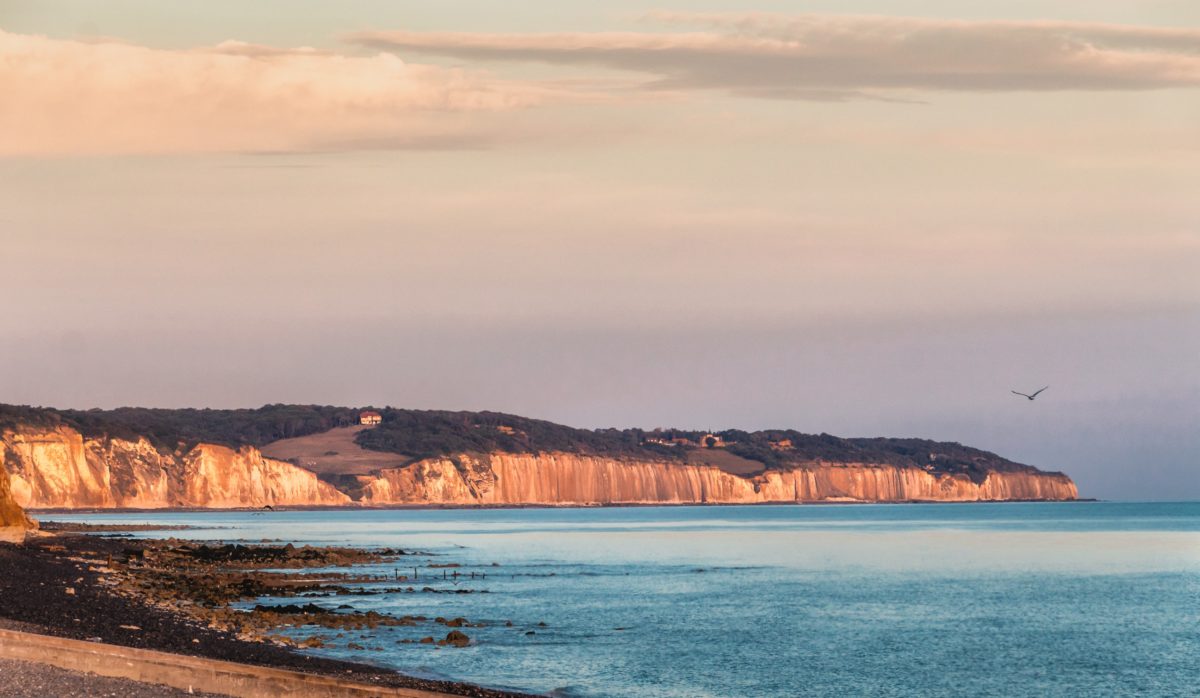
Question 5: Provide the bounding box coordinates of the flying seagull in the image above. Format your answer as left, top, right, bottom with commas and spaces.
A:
1012, 386, 1049, 401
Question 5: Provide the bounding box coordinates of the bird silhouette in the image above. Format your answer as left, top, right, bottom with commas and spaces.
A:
1012, 386, 1048, 401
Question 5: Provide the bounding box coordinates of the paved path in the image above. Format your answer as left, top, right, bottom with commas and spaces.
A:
0, 657, 225, 697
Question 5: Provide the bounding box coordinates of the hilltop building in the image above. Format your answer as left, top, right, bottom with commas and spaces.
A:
359, 410, 382, 426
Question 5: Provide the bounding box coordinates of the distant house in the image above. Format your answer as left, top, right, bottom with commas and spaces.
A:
359, 410, 382, 426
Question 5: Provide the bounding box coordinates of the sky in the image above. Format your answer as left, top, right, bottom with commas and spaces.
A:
1, 1, 1197, 500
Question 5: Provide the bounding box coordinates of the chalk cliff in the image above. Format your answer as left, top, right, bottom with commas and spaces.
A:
1, 426, 350, 509
360, 452, 1078, 505
0, 424, 1076, 509
0, 457, 35, 542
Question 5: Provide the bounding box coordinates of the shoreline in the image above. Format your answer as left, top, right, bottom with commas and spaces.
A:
0, 533, 536, 698
28, 498, 1097, 515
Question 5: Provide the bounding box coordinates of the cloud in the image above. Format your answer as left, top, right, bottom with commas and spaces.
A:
208, 40, 333, 58
348, 13, 1200, 99
0, 30, 566, 155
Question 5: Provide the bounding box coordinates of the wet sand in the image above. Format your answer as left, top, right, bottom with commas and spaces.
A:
0, 533, 533, 698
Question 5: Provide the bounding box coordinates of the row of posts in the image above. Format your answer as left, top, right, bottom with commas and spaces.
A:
392, 568, 486, 581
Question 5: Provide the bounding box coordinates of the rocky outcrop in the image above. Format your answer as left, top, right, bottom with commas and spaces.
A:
2, 426, 349, 509
361, 452, 1078, 506
0, 456, 35, 542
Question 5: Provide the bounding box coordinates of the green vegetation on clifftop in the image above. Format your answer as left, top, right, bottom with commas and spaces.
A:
0, 404, 1060, 482
0, 404, 358, 452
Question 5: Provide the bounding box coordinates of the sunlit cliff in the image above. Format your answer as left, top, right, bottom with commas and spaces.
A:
0, 454, 35, 542
361, 452, 1078, 505
1, 426, 349, 509
1, 423, 1075, 510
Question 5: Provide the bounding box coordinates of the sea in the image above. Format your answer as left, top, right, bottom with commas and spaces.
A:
50, 502, 1200, 697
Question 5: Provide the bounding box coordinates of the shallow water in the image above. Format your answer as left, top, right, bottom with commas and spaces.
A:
51, 502, 1200, 697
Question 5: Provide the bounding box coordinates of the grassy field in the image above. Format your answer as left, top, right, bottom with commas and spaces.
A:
685, 448, 766, 476
262, 425, 768, 480
260, 425, 410, 476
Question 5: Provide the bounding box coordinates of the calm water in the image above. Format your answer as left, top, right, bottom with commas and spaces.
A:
51, 503, 1200, 697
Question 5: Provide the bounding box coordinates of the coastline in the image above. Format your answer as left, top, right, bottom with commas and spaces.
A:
28, 498, 1098, 516
5, 504, 1193, 696
0, 532, 535, 698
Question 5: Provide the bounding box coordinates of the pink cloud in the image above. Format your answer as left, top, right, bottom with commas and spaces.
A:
348, 13, 1200, 98
0, 30, 566, 155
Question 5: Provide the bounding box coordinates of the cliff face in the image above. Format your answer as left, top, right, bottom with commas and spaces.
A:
0, 425, 1076, 509
361, 452, 1078, 506
0, 456, 35, 542
1, 426, 349, 509
177, 444, 352, 508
